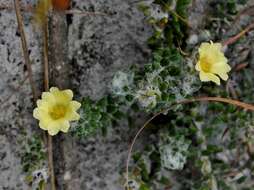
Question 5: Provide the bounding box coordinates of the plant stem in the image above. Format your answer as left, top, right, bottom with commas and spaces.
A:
48, 135, 56, 190
43, 22, 49, 91
223, 22, 254, 46
43, 10, 56, 190
13, 0, 54, 188
125, 96, 254, 189
13, 0, 38, 103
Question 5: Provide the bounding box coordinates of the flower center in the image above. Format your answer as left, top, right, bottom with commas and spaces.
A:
49, 104, 67, 120
200, 57, 211, 73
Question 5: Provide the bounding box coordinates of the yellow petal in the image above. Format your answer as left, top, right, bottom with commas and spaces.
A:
50, 89, 73, 103
33, 87, 81, 135
38, 113, 52, 130
217, 73, 228, 81
199, 72, 210, 82
63, 89, 73, 100
48, 128, 59, 136
60, 121, 70, 133
211, 62, 231, 81
69, 112, 80, 121
36, 99, 42, 107
197, 41, 230, 84
48, 122, 60, 136
50, 87, 59, 93
39, 121, 48, 130
195, 62, 201, 71
33, 108, 40, 119
70, 101, 81, 110
36, 100, 50, 111
212, 43, 222, 51
35, 109, 49, 119
200, 72, 220, 85
211, 62, 231, 74
42, 92, 55, 103
199, 42, 210, 54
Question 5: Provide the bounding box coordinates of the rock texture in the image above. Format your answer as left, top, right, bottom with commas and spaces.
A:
69, 0, 152, 99
61, 0, 152, 189
0, 0, 151, 189
0, 1, 41, 189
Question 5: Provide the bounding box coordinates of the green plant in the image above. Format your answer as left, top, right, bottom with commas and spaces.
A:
123, 0, 254, 189
68, 0, 254, 189
21, 136, 47, 190
112, 47, 201, 113
138, 0, 191, 49
71, 96, 124, 137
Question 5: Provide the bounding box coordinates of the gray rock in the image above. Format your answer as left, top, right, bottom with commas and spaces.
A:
0, 0, 151, 189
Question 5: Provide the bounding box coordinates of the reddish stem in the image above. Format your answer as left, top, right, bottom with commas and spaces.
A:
223, 22, 254, 46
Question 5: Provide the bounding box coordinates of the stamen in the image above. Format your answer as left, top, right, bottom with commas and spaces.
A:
49, 104, 66, 120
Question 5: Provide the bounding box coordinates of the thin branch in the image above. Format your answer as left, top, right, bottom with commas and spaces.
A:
233, 63, 249, 72
168, 9, 190, 27
13, 2, 51, 188
177, 39, 189, 56
42, 13, 56, 190
13, 0, 38, 103
160, 1, 190, 27
125, 109, 165, 188
48, 135, 55, 190
43, 22, 49, 91
223, 22, 254, 46
178, 97, 254, 111
125, 96, 254, 188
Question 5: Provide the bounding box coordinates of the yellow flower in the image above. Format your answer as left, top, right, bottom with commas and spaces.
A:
195, 42, 231, 85
33, 87, 81, 136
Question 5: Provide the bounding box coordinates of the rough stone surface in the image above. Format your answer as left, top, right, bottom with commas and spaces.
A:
63, 0, 152, 189
0, 0, 151, 189
0, 1, 41, 189
69, 0, 152, 99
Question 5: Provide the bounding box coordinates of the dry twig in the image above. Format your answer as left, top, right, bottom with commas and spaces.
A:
13, 1, 54, 189
13, 0, 38, 103
42, 13, 56, 190
223, 22, 254, 46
